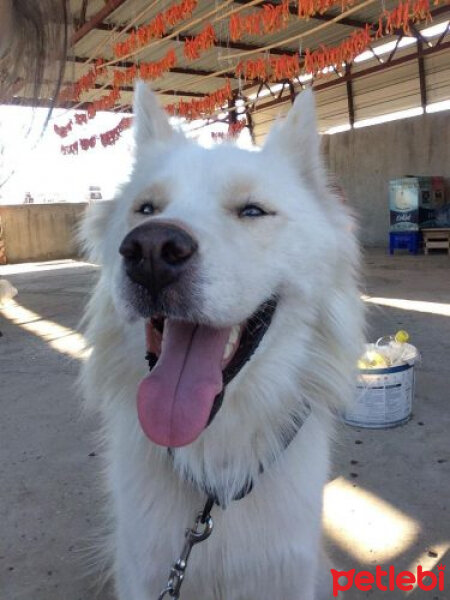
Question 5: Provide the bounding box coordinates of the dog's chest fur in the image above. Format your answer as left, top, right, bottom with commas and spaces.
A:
104, 396, 330, 600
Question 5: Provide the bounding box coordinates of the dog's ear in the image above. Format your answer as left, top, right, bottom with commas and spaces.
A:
77, 200, 116, 264
263, 89, 322, 188
133, 81, 182, 147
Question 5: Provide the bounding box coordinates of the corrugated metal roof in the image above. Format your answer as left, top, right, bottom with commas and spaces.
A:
11, 0, 450, 141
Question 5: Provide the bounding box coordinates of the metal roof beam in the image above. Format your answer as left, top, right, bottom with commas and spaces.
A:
93, 83, 206, 97
70, 55, 236, 80
410, 23, 428, 110
72, 0, 129, 46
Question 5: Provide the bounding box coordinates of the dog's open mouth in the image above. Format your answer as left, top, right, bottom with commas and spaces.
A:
137, 299, 277, 448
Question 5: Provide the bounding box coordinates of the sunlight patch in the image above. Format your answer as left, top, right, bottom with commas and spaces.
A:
0, 301, 90, 360
362, 295, 450, 317
323, 477, 420, 562
0, 259, 98, 276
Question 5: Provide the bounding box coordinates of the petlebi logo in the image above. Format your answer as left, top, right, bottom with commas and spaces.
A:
331, 564, 446, 596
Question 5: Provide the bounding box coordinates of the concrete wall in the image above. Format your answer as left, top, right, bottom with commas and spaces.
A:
322, 112, 450, 247
0, 203, 88, 263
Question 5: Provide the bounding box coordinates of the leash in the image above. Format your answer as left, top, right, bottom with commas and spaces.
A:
156, 407, 310, 600
157, 497, 215, 599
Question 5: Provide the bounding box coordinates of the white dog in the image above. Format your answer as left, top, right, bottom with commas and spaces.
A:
80, 82, 363, 600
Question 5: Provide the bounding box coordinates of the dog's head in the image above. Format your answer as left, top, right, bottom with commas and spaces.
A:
82, 82, 355, 449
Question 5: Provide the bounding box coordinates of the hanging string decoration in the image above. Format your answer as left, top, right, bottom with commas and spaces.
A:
80, 136, 97, 151
211, 119, 247, 141
61, 141, 79, 155
59, 59, 106, 102
376, 0, 432, 37
56, 0, 440, 153
75, 113, 89, 125
236, 54, 301, 82
235, 57, 270, 81
113, 49, 177, 87
184, 24, 217, 60
271, 54, 301, 80
100, 117, 133, 147
304, 25, 372, 76
165, 80, 232, 120
235, 0, 436, 82
113, 0, 198, 58
86, 87, 121, 120
229, 0, 291, 42
61, 117, 133, 155
54, 120, 73, 138
297, 0, 355, 18
54, 111, 99, 139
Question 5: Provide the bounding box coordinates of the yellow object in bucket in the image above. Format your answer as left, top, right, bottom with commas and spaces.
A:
357, 351, 389, 369
358, 330, 412, 369
395, 330, 409, 343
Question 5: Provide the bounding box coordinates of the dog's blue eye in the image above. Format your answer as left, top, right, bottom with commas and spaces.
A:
239, 204, 267, 218
138, 203, 155, 216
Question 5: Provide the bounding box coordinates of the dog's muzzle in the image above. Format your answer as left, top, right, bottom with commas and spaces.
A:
119, 221, 198, 301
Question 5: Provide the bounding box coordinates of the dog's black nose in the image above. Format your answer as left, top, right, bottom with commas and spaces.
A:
119, 222, 198, 297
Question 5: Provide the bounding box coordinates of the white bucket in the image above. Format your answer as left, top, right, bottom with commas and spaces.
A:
345, 355, 417, 429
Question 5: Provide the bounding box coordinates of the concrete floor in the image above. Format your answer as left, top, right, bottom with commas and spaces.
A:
1, 250, 449, 600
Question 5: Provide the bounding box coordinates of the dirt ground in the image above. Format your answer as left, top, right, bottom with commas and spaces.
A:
1, 249, 449, 600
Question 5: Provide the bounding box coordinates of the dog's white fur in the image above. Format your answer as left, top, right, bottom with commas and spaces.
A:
79, 82, 363, 600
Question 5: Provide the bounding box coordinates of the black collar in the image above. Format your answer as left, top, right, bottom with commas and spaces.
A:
168, 405, 311, 508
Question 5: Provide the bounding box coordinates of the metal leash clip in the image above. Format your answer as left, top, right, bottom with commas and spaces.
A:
157, 508, 214, 599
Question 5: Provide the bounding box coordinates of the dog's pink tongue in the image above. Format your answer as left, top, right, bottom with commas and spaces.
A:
137, 320, 231, 447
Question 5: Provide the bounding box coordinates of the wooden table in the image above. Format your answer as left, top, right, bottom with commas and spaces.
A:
422, 228, 450, 255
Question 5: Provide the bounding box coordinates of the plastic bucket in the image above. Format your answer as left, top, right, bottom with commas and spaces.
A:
344, 361, 416, 429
